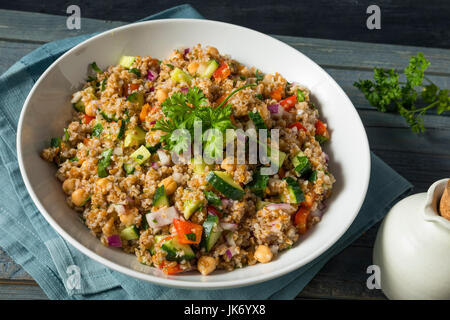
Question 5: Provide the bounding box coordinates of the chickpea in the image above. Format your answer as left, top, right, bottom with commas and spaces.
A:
158, 176, 177, 195
254, 245, 273, 263
96, 178, 109, 189
156, 88, 168, 103
207, 46, 219, 56
71, 188, 88, 207
62, 178, 77, 195
187, 62, 199, 75
197, 256, 217, 275
85, 103, 97, 117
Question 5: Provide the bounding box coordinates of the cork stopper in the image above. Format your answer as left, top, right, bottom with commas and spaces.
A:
440, 180, 450, 220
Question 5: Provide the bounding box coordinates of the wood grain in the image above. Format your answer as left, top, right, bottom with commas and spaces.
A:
1, 8, 449, 300
1, 0, 450, 49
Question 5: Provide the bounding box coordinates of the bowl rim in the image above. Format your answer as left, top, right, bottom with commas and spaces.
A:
16, 18, 371, 289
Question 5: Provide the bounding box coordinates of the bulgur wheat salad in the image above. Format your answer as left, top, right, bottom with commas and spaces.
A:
41, 45, 335, 276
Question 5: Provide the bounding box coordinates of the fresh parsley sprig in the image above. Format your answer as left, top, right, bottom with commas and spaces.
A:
354, 52, 449, 133
153, 84, 256, 155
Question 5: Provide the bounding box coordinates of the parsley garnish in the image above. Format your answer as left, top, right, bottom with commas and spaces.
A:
185, 233, 196, 241
255, 70, 264, 82
92, 123, 103, 137
354, 52, 449, 133
154, 84, 256, 156
90, 62, 103, 73
129, 68, 141, 77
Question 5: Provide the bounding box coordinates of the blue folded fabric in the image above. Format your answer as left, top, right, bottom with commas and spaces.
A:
0, 4, 412, 300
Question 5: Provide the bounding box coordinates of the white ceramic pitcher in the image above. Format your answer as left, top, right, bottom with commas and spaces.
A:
373, 178, 450, 299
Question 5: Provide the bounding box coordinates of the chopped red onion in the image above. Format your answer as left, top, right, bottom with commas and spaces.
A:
180, 87, 189, 93
220, 222, 238, 231
226, 249, 233, 259
151, 162, 160, 169
150, 120, 156, 125
266, 203, 293, 211
113, 204, 126, 215
146, 206, 179, 229
225, 232, 236, 247
149, 87, 155, 92
323, 152, 329, 164
184, 48, 190, 55
207, 206, 218, 216
157, 149, 170, 166
147, 69, 158, 81
267, 104, 279, 114
107, 235, 122, 247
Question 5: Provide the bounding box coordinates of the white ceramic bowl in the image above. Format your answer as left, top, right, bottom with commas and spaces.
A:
17, 19, 370, 289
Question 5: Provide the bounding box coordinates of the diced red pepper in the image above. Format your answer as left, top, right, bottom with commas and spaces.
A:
83, 114, 95, 124
213, 62, 230, 81
315, 120, 329, 138
270, 87, 283, 101
280, 95, 297, 110
294, 206, 310, 234
160, 261, 183, 275
173, 219, 203, 245
288, 122, 306, 131
125, 83, 140, 96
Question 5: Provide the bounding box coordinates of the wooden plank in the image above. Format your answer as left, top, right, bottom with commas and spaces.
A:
0, 9, 125, 43
0, 8, 449, 73
0, 40, 39, 74
2, 1, 450, 49
297, 245, 386, 300
0, 248, 33, 281
0, 281, 48, 299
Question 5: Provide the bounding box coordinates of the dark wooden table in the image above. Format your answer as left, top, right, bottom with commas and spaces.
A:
0, 8, 449, 300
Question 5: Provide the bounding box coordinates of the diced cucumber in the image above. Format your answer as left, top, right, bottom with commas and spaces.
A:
249, 110, 267, 130
130, 145, 151, 165
268, 147, 287, 172
256, 199, 273, 210
123, 163, 135, 175
190, 157, 212, 173
315, 134, 329, 145
153, 186, 169, 208
126, 92, 145, 106
291, 151, 312, 178
246, 169, 269, 198
183, 198, 203, 220
73, 100, 85, 113
119, 56, 136, 69
161, 237, 196, 262
206, 171, 245, 200
281, 177, 305, 204
203, 190, 222, 207
124, 126, 146, 147
171, 67, 192, 84
120, 225, 139, 240
149, 235, 166, 255
202, 214, 222, 252
100, 111, 119, 122
197, 60, 219, 78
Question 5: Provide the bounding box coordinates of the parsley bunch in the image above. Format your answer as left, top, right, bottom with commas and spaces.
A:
154, 84, 255, 156
354, 53, 449, 133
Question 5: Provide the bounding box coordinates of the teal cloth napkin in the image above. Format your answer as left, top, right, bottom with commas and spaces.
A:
0, 4, 412, 300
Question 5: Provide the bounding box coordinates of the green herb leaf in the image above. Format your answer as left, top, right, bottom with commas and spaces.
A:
63, 128, 70, 142
185, 233, 196, 241
90, 62, 103, 73
129, 68, 141, 77
97, 148, 113, 178
50, 137, 61, 148
92, 123, 103, 137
